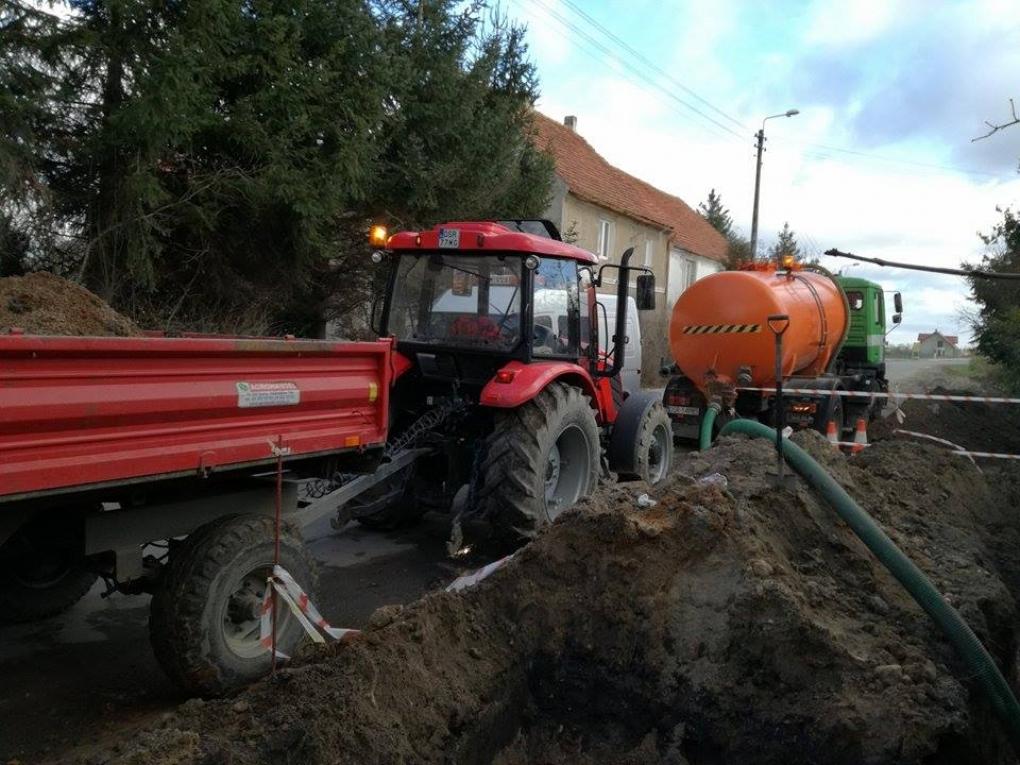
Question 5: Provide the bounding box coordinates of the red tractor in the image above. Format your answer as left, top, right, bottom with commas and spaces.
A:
341, 219, 673, 538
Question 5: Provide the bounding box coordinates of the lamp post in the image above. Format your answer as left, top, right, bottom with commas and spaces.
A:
749, 109, 800, 261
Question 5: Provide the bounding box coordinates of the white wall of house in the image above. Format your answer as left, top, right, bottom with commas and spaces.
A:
667, 247, 721, 306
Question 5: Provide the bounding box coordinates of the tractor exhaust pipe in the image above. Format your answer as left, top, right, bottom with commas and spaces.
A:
610, 247, 634, 378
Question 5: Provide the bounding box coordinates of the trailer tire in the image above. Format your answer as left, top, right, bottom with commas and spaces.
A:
0, 565, 96, 624
0, 519, 96, 624
477, 383, 599, 540
608, 392, 674, 484
149, 514, 315, 696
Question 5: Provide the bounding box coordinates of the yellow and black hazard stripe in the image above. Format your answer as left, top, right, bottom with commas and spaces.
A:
682, 323, 761, 335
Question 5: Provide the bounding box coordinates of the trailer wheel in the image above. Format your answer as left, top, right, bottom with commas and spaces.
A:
0, 520, 96, 624
149, 514, 315, 696
608, 392, 674, 484
477, 382, 599, 539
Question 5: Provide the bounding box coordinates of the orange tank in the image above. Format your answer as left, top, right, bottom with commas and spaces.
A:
668, 269, 849, 392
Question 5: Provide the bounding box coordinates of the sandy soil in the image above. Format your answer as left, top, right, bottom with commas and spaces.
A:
0, 272, 140, 336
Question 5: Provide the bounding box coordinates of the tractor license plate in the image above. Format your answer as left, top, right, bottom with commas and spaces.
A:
668, 405, 700, 416
438, 228, 460, 248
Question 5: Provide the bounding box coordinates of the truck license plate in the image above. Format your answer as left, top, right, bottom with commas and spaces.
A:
668, 405, 700, 416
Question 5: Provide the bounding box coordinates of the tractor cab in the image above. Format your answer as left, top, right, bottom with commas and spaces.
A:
376, 221, 654, 389
349, 220, 670, 536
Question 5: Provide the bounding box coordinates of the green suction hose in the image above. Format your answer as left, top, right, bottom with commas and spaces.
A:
699, 403, 721, 451
718, 418, 1020, 751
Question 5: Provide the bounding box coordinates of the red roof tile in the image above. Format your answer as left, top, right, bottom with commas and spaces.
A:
533, 113, 728, 262
917, 332, 958, 346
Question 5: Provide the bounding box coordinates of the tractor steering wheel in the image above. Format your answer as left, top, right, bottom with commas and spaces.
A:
532, 322, 555, 350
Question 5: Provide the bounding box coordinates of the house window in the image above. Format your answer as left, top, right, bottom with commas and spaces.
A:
683, 256, 697, 290
644, 239, 653, 267
597, 219, 613, 261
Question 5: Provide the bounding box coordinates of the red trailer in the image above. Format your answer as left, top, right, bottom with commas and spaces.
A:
0, 333, 392, 693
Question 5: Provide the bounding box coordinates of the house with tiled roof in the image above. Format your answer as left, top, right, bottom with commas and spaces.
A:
915, 330, 962, 358
533, 113, 728, 384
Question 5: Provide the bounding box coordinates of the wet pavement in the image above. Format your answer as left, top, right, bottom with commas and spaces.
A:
0, 512, 462, 763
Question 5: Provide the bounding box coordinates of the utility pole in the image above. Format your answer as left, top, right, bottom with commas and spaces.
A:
749, 109, 800, 261
749, 129, 766, 262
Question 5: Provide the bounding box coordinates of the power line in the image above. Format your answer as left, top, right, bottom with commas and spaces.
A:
515, 0, 1014, 182
787, 141, 1004, 179
556, 0, 748, 133
514, 0, 748, 143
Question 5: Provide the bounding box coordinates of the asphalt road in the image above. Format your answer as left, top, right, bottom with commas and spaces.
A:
884, 357, 970, 386
0, 511, 473, 764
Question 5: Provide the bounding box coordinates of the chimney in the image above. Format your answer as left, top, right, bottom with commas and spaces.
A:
564, 115, 577, 132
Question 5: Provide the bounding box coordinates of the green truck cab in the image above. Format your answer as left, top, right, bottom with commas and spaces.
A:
829, 275, 903, 425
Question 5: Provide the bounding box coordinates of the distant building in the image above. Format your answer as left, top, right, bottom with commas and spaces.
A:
915, 330, 962, 358
533, 113, 728, 385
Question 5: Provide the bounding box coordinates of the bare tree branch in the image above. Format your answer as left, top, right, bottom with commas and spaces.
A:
972, 98, 1020, 142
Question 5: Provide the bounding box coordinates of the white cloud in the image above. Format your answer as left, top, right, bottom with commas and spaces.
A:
802, 0, 914, 47
524, 1, 1020, 344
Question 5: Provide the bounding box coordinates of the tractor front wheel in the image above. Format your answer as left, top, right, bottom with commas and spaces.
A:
477, 383, 600, 540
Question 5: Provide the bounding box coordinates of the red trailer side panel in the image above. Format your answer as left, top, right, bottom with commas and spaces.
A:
0, 335, 392, 500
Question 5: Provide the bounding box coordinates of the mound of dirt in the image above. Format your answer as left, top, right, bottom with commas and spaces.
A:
0, 272, 140, 336
105, 433, 1020, 765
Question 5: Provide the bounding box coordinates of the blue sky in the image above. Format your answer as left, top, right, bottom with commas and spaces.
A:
503, 0, 1020, 345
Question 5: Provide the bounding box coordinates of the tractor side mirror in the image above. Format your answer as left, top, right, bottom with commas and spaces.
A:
894, 291, 903, 314
636, 274, 655, 311
892, 314, 902, 325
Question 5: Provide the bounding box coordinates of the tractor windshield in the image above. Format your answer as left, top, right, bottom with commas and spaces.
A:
387, 253, 523, 351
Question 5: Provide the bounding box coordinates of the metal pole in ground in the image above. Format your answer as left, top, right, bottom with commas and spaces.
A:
767, 314, 791, 485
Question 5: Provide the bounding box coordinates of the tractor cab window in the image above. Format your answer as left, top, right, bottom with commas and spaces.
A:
533, 258, 580, 358
387, 254, 522, 351
847, 291, 864, 311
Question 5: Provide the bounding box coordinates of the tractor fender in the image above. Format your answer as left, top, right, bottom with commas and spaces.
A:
478, 361, 600, 411
607, 390, 662, 475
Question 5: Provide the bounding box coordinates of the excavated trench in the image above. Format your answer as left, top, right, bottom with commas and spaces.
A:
109, 432, 1020, 765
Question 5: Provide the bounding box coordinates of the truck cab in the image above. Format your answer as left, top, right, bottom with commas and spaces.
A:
835, 276, 901, 370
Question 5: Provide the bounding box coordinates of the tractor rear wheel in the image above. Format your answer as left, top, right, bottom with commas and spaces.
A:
477, 383, 600, 540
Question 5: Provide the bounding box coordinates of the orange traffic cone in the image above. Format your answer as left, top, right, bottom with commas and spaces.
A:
851, 418, 868, 454
825, 420, 839, 450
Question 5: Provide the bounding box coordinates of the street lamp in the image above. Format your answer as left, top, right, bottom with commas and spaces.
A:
749, 109, 800, 261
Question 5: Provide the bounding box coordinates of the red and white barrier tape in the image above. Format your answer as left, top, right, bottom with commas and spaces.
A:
738, 387, 1020, 405
829, 430, 1018, 461
259, 564, 360, 659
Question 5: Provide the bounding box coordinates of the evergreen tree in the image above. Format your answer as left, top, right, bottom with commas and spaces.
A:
1, 0, 552, 334
698, 188, 733, 237
768, 222, 800, 262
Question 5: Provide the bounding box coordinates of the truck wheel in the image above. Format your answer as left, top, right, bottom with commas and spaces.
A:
608, 392, 674, 484
0, 521, 96, 624
149, 515, 315, 696
477, 383, 600, 539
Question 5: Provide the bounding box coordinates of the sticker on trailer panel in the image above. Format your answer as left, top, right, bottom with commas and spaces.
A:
368, 382, 378, 402
438, 228, 460, 248
236, 381, 300, 408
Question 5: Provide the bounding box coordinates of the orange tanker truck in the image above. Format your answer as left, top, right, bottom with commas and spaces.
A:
662, 262, 903, 441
